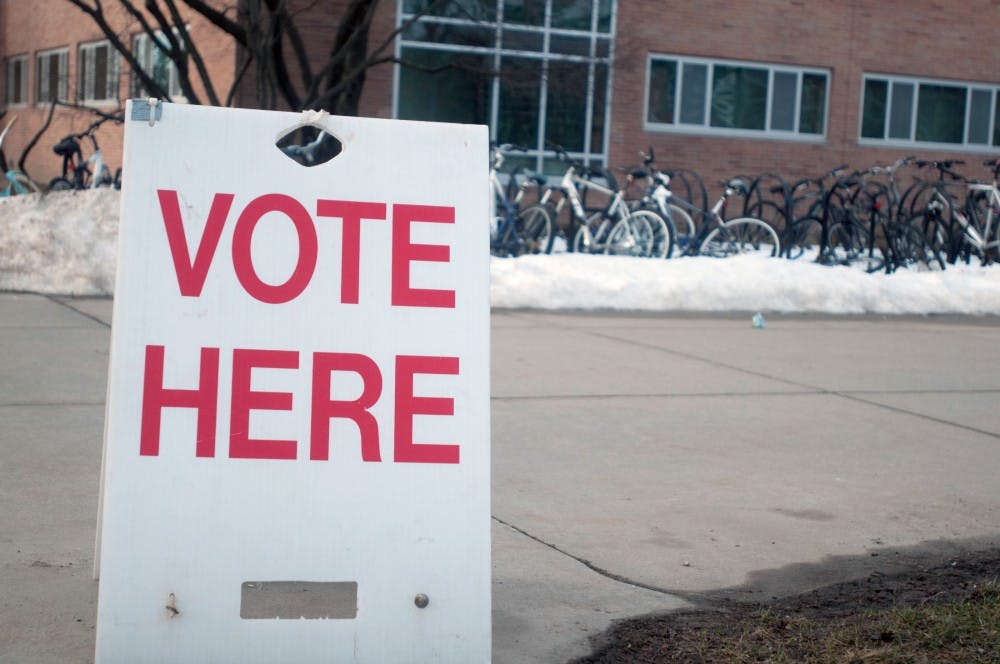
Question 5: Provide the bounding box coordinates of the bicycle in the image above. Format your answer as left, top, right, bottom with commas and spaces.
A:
489, 144, 554, 257
745, 165, 847, 259
0, 118, 40, 197
912, 159, 1000, 266
813, 157, 935, 273
49, 116, 121, 191
625, 147, 701, 258
548, 145, 670, 258
667, 178, 781, 258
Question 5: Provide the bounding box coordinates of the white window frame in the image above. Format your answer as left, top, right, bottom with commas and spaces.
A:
394, 0, 617, 173
859, 72, 1000, 153
4, 54, 29, 106
78, 40, 119, 104
132, 29, 186, 101
643, 53, 830, 142
36, 47, 69, 105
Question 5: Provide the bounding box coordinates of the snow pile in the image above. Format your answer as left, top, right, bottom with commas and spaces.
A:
3, 189, 1000, 314
490, 253, 1000, 314
0, 189, 120, 295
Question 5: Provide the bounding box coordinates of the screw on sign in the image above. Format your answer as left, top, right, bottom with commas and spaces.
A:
95, 102, 491, 663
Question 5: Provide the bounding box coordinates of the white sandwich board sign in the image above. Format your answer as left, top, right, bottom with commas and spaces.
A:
96, 101, 490, 663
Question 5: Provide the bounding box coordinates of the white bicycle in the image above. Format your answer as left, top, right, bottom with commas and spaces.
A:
549, 146, 671, 258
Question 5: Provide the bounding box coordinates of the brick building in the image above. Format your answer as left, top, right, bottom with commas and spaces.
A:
0, 0, 237, 182
2, 0, 999, 188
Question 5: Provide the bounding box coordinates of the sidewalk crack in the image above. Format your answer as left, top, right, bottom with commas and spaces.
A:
492, 515, 678, 597
44, 295, 111, 329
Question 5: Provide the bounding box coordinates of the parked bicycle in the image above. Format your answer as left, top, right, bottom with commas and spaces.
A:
489, 144, 554, 257
547, 145, 670, 258
49, 115, 121, 191
662, 177, 781, 258
0, 118, 39, 197
910, 159, 1000, 266
624, 147, 700, 258
745, 165, 847, 259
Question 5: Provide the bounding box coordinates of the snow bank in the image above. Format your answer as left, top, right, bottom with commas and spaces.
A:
490, 253, 1000, 315
0, 189, 120, 295
3, 189, 1000, 315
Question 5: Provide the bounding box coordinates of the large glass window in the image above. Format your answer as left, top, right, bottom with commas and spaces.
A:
78, 40, 119, 103
4, 55, 29, 106
132, 30, 186, 100
36, 48, 69, 104
396, 0, 615, 171
861, 73, 1000, 149
645, 54, 828, 140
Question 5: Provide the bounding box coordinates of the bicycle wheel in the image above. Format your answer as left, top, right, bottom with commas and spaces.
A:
893, 215, 945, 272
817, 221, 885, 272
632, 209, 674, 258
572, 224, 595, 254
514, 204, 554, 255
7, 170, 38, 195
664, 203, 695, 252
604, 214, 654, 257
783, 215, 823, 260
699, 217, 780, 257
48, 177, 73, 192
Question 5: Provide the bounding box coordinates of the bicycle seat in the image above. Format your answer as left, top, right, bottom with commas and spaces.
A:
53, 137, 80, 157
726, 178, 749, 195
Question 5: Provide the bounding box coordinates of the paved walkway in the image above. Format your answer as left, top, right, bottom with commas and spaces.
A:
3, 294, 1000, 662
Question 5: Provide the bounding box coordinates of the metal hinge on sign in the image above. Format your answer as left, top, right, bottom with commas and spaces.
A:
131, 98, 163, 126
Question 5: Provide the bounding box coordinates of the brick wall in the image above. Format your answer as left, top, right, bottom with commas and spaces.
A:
4, 1, 998, 190
0, 0, 235, 183
610, 0, 1000, 193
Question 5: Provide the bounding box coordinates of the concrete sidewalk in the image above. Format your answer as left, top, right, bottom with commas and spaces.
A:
3, 294, 1000, 662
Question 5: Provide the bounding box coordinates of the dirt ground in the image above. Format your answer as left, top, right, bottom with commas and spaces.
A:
573, 548, 1000, 663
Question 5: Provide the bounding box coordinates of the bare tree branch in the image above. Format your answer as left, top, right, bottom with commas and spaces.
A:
179, 0, 246, 43
17, 101, 58, 178
225, 48, 255, 107
162, 0, 220, 105
275, 4, 313, 92
143, 0, 204, 104
65, 0, 172, 100
66, 0, 468, 117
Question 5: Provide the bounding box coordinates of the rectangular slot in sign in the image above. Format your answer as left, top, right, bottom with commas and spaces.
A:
240, 581, 358, 619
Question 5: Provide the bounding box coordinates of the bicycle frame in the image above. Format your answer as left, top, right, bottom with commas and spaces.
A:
557, 165, 631, 243
950, 183, 1000, 257
0, 119, 39, 197
488, 145, 554, 257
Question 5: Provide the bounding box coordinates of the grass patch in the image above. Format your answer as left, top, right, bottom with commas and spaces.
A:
714, 581, 1000, 663
576, 551, 1000, 663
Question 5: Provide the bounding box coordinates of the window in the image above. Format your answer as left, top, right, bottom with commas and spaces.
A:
79, 41, 119, 103
4, 55, 29, 105
645, 54, 829, 140
397, 0, 615, 172
132, 30, 185, 99
36, 48, 69, 104
860, 73, 1000, 150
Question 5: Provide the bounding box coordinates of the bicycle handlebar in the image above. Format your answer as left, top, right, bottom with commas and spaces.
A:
914, 159, 966, 181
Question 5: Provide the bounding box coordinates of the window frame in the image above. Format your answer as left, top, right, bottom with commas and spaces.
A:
78, 39, 120, 105
4, 54, 30, 106
394, 0, 617, 173
859, 72, 1000, 153
643, 53, 830, 142
132, 28, 187, 101
35, 47, 69, 106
